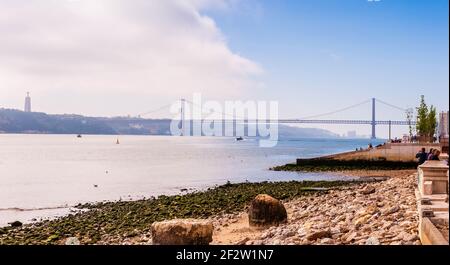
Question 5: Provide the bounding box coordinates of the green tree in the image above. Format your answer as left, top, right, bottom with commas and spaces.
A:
428, 105, 437, 139
415, 95, 437, 142
416, 95, 428, 136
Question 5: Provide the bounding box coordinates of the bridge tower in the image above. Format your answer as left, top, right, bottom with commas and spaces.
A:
180, 98, 185, 136
371, 98, 376, 139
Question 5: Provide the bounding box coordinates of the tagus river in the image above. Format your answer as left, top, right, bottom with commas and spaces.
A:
0, 134, 383, 226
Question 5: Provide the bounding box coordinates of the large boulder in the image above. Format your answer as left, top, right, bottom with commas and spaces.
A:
8, 221, 22, 227
248, 194, 287, 227
151, 219, 213, 245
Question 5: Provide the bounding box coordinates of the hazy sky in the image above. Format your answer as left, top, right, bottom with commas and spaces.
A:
0, 0, 448, 138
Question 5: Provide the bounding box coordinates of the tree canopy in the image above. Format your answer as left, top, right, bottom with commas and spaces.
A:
415, 95, 437, 141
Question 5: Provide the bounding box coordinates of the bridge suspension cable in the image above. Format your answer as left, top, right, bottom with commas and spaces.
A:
375, 98, 408, 112
297, 99, 371, 120
183, 99, 248, 120
137, 103, 173, 117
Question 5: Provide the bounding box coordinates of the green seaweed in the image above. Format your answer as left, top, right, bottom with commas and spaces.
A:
271, 159, 418, 172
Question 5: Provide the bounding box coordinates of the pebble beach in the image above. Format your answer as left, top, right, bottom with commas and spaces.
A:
210, 170, 420, 245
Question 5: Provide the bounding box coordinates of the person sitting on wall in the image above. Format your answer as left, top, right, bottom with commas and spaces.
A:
415, 148, 428, 165
427, 148, 434, 160
431, 150, 441, 161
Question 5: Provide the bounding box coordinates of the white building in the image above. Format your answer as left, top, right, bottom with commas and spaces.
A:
439, 111, 449, 154
438, 111, 449, 138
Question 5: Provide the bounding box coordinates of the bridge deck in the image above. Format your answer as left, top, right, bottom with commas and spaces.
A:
188, 119, 415, 126
277, 119, 415, 125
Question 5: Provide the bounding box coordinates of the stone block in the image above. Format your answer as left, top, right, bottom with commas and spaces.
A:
424, 181, 433, 195
151, 219, 213, 245
418, 160, 449, 196
421, 208, 435, 218
420, 198, 432, 205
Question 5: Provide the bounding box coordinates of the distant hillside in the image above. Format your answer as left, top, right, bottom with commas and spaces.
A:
0, 108, 339, 138
0, 108, 170, 135
0, 108, 115, 134
277, 125, 339, 138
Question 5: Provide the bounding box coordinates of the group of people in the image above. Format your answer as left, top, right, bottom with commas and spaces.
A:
390, 138, 402, 143
416, 147, 441, 165
355, 143, 375, 151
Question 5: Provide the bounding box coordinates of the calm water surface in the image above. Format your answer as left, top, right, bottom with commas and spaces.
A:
0, 134, 382, 226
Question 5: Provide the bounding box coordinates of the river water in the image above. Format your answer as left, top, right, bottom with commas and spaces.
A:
0, 134, 383, 226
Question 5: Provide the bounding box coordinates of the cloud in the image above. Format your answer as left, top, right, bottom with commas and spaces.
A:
0, 0, 263, 114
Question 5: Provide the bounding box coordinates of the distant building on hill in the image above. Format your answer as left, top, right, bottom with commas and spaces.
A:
347, 130, 357, 138
24, 92, 31, 112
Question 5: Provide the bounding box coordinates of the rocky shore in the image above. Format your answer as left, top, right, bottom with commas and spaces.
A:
0, 180, 355, 245
211, 171, 420, 245
0, 166, 420, 245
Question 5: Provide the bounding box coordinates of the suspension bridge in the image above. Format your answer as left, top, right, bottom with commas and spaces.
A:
137, 97, 415, 139
277, 98, 414, 139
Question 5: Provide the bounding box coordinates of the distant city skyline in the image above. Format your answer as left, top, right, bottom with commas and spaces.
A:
0, 0, 448, 138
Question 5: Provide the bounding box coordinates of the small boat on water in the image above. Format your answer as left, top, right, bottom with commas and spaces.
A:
236, 136, 244, 141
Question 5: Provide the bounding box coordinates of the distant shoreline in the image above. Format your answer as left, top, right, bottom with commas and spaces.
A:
0, 132, 376, 141
1, 108, 374, 138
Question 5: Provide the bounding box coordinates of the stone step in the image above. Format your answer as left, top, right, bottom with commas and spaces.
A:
419, 202, 449, 213
430, 212, 449, 224
420, 194, 448, 202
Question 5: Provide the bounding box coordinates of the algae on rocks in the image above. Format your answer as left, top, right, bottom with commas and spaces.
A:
272, 159, 418, 172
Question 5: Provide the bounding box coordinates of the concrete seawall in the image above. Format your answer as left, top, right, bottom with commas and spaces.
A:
306, 143, 442, 162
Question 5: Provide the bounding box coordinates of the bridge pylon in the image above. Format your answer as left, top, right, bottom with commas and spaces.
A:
371, 98, 376, 139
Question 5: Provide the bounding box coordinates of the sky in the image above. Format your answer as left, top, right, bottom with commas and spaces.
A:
0, 0, 448, 138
